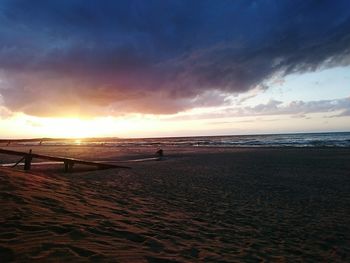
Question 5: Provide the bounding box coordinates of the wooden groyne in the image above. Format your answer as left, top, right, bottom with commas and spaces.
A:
0, 148, 130, 172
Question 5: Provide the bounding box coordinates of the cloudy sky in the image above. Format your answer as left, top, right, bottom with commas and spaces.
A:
0, 0, 350, 138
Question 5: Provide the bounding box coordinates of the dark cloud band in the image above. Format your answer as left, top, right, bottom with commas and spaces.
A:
0, 0, 350, 116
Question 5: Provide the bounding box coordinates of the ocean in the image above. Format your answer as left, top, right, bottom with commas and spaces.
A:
12, 132, 350, 148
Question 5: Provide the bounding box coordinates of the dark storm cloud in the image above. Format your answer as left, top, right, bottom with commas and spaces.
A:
0, 0, 350, 116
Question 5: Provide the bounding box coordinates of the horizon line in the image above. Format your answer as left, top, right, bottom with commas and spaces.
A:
1, 130, 349, 142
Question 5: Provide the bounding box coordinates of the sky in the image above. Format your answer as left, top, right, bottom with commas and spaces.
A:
0, 0, 350, 138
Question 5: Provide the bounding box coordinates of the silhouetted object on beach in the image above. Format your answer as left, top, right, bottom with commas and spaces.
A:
0, 148, 130, 172
7, 141, 10, 146
156, 149, 164, 157
9, 149, 33, 170
24, 149, 33, 170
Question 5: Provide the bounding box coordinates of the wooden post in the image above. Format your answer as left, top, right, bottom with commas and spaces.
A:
64, 160, 74, 173
64, 161, 69, 173
24, 149, 33, 171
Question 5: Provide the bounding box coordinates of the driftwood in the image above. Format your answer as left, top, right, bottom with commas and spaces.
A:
0, 148, 130, 172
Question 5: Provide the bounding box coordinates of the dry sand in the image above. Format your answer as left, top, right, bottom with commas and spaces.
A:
0, 146, 350, 262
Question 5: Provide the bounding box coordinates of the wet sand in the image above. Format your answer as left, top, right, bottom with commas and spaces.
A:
0, 146, 350, 262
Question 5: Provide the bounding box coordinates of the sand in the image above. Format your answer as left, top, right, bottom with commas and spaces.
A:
0, 146, 350, 262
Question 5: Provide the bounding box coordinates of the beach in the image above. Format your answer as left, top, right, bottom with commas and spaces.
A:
0, 146, 349, 262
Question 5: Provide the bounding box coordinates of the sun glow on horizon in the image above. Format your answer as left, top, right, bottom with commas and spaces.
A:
24, 116, 156, 138
1, 105, 350, 140
0, 113, 174, 139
